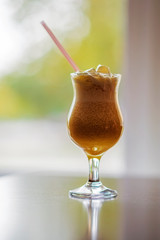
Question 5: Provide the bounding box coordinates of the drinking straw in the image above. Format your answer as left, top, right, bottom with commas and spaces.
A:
41, 21, 80, 72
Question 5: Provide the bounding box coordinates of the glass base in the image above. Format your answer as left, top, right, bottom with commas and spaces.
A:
69, 181, 117, 199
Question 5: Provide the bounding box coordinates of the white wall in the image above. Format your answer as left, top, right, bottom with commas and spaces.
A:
124, 0, 160, 176
0, 119, 124, 176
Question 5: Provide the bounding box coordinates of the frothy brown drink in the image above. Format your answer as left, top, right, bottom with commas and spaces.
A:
67, 65, 123, 157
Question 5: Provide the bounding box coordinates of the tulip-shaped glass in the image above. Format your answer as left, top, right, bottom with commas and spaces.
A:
67, 67, 123, 199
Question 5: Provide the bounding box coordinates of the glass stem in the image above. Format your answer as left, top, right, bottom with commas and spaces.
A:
88, 157, 101, 182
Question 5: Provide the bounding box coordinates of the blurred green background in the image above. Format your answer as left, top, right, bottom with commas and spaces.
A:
0, 0, 125, 118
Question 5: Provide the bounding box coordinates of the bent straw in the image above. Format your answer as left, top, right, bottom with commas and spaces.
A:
41, 21, 80, 72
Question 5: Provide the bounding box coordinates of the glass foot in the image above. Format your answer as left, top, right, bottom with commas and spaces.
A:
69, 181, 117, 199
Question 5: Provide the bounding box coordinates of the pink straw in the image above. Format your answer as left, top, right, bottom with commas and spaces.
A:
41, 21, 80, 72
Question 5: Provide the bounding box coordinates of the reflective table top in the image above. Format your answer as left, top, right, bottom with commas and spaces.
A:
0, 174, 160, 240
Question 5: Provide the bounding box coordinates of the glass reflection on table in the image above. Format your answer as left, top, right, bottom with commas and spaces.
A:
70, 195, 116, 240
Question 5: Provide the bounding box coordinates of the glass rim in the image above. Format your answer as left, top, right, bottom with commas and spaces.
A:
70, 72, 121, 79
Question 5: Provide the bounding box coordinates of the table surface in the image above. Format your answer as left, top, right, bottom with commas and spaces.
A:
0, 173, 160, 240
